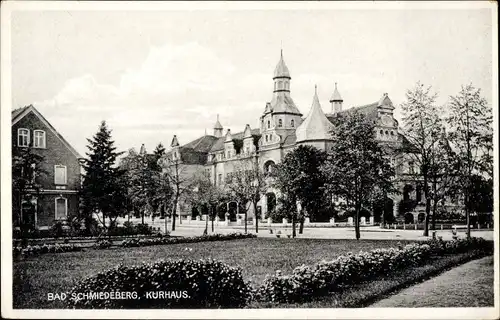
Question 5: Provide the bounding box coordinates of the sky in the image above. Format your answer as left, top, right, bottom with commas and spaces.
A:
9, 5, 494, 157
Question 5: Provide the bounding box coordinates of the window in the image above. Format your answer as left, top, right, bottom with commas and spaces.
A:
390, 131, 394, 136
278, 119, 283, 128
54, 165, 67, 185
291, 119, 295, 127
55, 197, 67, 220
385, 130, 389, 135
265, 135, 268, 142
408, 162, 415, 174
267, 120, 271, 129
33, 130, 46, 148
379, 130, 383, 135
218, 174, 223, 185
18, 128, 29, 147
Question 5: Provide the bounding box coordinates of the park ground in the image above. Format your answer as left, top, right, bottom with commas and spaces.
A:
13, 234, 494, 309
371, 255, 494, 307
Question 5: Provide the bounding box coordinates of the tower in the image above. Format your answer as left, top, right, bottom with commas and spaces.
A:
330, 82, 343, 113
213, 114, 223, 138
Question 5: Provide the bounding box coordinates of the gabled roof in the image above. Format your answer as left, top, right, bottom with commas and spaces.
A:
183, 135, 218, 153
11, 105, 82, 159
296, 88, 334, 142
209, 128, 260, 152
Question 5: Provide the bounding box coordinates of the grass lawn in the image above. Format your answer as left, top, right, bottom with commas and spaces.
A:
13, 238, 415, 309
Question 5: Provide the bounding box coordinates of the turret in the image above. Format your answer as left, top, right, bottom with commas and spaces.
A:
330, 82, 343, 113
213, 114, 223, 138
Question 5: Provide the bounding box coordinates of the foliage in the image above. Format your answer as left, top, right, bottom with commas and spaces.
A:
467, 175, 493, 214
121, 232, 256, 248
272, 145, 328, 237
447, 84, 493, 238
13, 243, 83, 257
50, 221, 66, 239
225, 157, 267, 233
12, 138, 47, 236
323, 111, 395, 239
80, 121, 127, 232
93, 239, 113, 249
255, 237, 492, 304
66, 259, 251, 308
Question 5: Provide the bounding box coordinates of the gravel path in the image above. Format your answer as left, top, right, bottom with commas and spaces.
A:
370, 256, 494, 307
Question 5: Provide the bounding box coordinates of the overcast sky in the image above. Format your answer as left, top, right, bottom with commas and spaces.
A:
9, 5, 494, 157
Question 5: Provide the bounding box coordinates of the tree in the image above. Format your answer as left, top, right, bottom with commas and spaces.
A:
225, 156, 267, 233
400, 82, 443, 236
273, 145, 328, 238
158, 151, 192, 231
447, 84, 493, 238
12, 141, 47, 236
81, 121, 127, 234
322, 111, 395, 240
186, 172, 224, 234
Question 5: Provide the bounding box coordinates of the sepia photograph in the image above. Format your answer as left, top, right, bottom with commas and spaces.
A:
1, 1, 498, 319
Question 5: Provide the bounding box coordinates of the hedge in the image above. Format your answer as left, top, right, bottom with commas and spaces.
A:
256, 237, 492, 303
13, 243, 83, 257
121, 232, 256, 248
67, 259, 251, 309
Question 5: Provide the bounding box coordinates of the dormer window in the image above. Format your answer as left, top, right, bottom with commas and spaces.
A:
34, 130, 46, 148
267, 120, 271, 129
278, 119, 283, 128
18, 128, 29, 147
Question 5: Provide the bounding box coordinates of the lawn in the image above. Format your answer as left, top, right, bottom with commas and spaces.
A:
13, 238, 415, 309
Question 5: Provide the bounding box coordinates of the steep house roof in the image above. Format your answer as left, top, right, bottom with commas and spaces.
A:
273, 50, 291, 79
330, 83, 343, 102
11, 104, 82, 159
296, 88, 334, 142
269, 93, 302, 115
209, 128, 261, 152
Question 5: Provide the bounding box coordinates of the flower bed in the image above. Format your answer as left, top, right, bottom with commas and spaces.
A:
255, 237, 492, 304
121, 233, 256, 248
13, 243, 83, 257
67, 259, 251, 308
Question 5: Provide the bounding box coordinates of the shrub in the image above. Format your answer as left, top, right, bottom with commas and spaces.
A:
50, 221, 66, 239
93, 239, 112, 249
256, 238, 492, 304
121, 233, 256, 248
13, 243, 83, 257
67, 259, 251, 308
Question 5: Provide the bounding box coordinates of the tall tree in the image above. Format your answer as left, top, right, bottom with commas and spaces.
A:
273, 145, 328, 237
225, 156, 267, 233
12, 141, 47, 236
400, 82, 443, 236
81, 121, 127, 234
447, 84, 492, 238
322, 111, 395, 240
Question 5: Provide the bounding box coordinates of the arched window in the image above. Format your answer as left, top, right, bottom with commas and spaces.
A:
390, 131, 394, 136
291, 119, 295, 127
278, 119, 283, 128
385, 130, 389, 135
265, 135, 268, 142
55, 197, 67, 220
380, 130, 383, 135
267, 120, 271, 129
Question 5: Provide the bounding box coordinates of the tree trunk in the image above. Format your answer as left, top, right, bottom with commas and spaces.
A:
204, 208, 209, 235
465, 192, 471, 239
244, 203, 248, 234
172, 196, 178, 231
299, 212, 304, 234
141, 211, 144, 225
292, 213, 296, 238
431, 197, 438, 231
253, 201, 259, 233
211, 207, 214, 233
423, 175, 430, 237
355, 202, 361, 240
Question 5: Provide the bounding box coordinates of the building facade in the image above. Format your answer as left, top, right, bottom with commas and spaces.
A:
159, 51, 433, 222
12, 105, 82, 230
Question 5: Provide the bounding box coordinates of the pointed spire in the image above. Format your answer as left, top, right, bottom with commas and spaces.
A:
139, 143, 146, 155
296, 86, 335, 143
214, 114, 223, 129
171, 135, 179, 148
273, 50, 291, 79
330, 82, 343, 102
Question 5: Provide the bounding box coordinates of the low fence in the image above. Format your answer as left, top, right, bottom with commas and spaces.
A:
381, 222, 493, 231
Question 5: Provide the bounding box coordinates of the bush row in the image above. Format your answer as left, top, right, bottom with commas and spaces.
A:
67, 259, 251, 308
255, 237, 492, 303
121, 233, 257, 248
13, 243, 83, 257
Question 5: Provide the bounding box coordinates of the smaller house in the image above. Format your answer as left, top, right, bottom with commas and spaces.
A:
12, 105, 82, 230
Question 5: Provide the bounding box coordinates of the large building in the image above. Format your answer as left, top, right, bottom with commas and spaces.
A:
12, 105, 82, 230
160, 51, 429, 222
